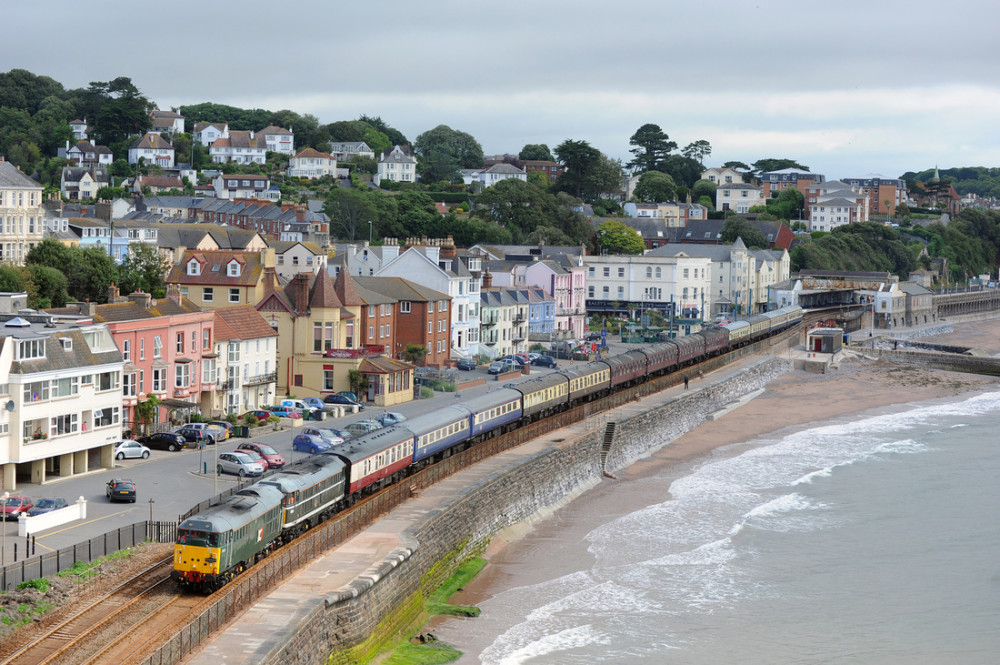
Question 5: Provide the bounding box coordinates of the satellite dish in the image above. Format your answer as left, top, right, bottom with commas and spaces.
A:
5, 400, 14, 412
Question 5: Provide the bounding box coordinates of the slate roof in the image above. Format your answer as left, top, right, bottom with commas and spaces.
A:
0, 161, 42, 189
259, 125, 292, 136
166, 250, 264, 287
91, 296, 204, 322
214, 305, 277, 342
213, 131, 265, 150
9, 328, 122, 375
353, 276, 449, 303
138, 175, 183, 189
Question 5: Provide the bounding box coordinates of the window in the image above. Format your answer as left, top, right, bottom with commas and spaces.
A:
202, 359, 216, 384
187, 260, 200, 275
229, 288, 240, 303
203, 329, 210, 349
153, 335, 162, 359
323, 369, 334, 391
139, 338, 145, 360
400, 301, 411, 313
23, 381, 49, 403
51, 377, 79, 398
655, 267, 661, 279
97, 371, 118, 392
151, 368, 166, 393
18, 339, 45, 360
175, 364, 189, 388
94, 407, 119, 428
203, 287, 214, 302
588, 286, 595, 298
228, 342, 240, 363
646, 267, 652, 278
618, 268, 625, 278
176, 332, 184, 353
439, 300, 447, 312
50, 413, 79, 437
603, 267, 610, 277
227, 261, 241, 277
123, 373, 137, 397
121, 339, 131, 361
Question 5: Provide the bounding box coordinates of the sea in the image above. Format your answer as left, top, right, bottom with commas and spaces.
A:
433, 389, 1000, 664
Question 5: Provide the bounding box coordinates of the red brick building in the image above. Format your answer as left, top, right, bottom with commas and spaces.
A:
354, 276, 452, 367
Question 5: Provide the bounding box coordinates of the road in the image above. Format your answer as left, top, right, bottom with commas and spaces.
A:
0, 348, 627, 565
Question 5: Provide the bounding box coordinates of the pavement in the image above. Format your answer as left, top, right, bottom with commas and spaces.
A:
0, 345, 634, 564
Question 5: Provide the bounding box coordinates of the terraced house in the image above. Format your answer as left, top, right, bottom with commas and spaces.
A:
0, 160, 45, 265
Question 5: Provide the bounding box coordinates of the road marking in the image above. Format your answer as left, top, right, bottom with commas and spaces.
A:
32, 508, 138, 551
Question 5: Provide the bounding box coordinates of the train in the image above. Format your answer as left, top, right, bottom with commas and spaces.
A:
172, 305, 802, 591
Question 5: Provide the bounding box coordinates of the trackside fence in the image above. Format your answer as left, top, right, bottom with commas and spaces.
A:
0, 520, 177, 591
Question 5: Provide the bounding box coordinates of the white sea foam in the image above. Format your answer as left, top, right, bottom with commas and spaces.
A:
487, 624, 608, 665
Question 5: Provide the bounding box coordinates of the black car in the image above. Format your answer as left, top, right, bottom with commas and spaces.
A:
26, 497, 68, 516
139, 432, 188, 452
456, 359, 477, 371
174, 427, 208, 446
106, 479, 136, 503
531, 355, 558, 368
323, 394, 364, 410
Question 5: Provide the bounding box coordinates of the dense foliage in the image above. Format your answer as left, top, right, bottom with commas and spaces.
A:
901, 166, 1000, 199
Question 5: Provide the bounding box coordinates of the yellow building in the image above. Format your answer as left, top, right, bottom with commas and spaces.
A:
256, 270, 412, 406
166, 248, 277, 309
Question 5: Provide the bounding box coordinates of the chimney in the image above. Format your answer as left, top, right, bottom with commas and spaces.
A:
292, 273, 311, 315
296, 203, 306, 222
107, 282, 120, 303
127, 290, 153, 310
165, 283, 183, 305
69, 301, 96, 316
482, 267, 493, 289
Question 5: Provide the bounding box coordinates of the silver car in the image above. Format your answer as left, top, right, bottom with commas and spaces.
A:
113, 439, 151, 460
216, 452, 264, 477
302, 427, 345, 445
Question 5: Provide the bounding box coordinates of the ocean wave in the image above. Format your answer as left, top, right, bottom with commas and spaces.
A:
488, 624, 609, 665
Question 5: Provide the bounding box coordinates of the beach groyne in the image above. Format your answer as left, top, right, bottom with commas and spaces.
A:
249, 356, 792, 665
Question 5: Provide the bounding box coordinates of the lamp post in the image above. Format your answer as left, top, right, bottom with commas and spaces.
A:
1, 491, 8, 566
367, 220, 373, 244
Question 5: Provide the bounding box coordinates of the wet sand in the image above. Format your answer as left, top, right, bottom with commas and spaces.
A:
430, 318, 1000, 661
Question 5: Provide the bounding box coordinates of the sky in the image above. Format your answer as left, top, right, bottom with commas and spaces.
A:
5, 1, 1000, 179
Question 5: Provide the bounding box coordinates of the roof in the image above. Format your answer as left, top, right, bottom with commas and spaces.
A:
485, 163, 526, 175
9, 328, 122, 375
212, 131, 265, 150
130, 133, 173, 150
358, 355, 412, 374
166, 250, 265, 286
293, 148, 334, 160
354, 276, 449, 303
308, 271, 342, 309
214, 305, 278, 341
0, 161, 42, 190
138, 175, 183, 189
92, 296, 204, 322
258, 125, 292, 136
333, 270, 364, 306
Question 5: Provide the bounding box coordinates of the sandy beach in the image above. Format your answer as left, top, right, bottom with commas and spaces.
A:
431, 318, 1000, 661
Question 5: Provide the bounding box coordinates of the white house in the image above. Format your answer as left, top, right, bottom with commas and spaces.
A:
272, 240, 328, 280
328, 141, 374, 161
0, 160, 46, 265
258, 126, 295, 155
150, 110, 185, 135
69, 119, 88, 140
375, 145, 417, 186
701, 166, 748, 186
194, 122, 229, 147
128, 133, 175, 167
66, 141, 113, 167
213, 306, 278, 414
716, 183, 764, 214
60, 166, 110, 200
461, 163, 527, 188
212, 174, 272, 201
287, 148, 337, 179
210, 131, 267, 164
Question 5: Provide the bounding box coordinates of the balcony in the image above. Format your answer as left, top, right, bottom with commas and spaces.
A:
481, 317, 498, 327
218, 378, 237, 391
244, 372, 277, 386
322, 344, 385, 359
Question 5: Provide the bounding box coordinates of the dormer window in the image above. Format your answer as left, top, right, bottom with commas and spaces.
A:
18, 339, 45, 360
227, 260, 241, 277
187, 259, 201, 276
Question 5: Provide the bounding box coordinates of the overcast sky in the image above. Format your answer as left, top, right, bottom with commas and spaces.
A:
6, 1, 1000, 178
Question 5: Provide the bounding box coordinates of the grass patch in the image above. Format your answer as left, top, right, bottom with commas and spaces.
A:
427, 557, 486, 617
57, 547, 137, 582
16, 578, 49, 593
381, 641, 462, 665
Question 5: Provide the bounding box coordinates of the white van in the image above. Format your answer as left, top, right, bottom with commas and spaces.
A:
280, 399, 321, 419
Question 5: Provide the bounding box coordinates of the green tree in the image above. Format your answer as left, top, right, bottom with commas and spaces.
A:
764, 187, 805, 220
325, 188, 379, 241
596, 220, 645, 255
26, 238, 73, 268
0, 69, 65, 114
86, 77, 153, 152
357, 115, 407, 147
119, 243, 170, 297
67, 246, 119, 303
414, 125, 483, 183
402, 344, 427, 365
723, 160, 751, 174
692, 179, 717, 203
519, 144, 553, 161
660, 154, 704, 188
633, 170, 676, 203
751, 158, 809, 177
361, 127, 391, 156
721, 217, 769, 249
27, 264, 68, 308
553, 140, 621, 202
681, 139, 712, 166
628, 123, 676, 173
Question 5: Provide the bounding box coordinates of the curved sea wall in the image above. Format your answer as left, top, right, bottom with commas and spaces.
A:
257, 356, 791, 665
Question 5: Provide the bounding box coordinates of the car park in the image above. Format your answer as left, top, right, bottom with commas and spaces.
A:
26, 497, 68, 516
235, 442, 285, 469
113, 439, 151, 460
499, 355, 525, 366
106, 479, 136, 503
280, 399, 322, 420
266, 406, 302, 419
292, 433, 332, 455
301, 427, 345, 445
376, 411, 408, 427
302, 397, 333, 413
323, 394, 364, 410
216, 452, 264, 477
531, 355, 558, 368
2, 495, 32, 520
345, 419, 381, 437
513, 354, 531, 365
174, 427, 209, 446
139, 432, 188, 451
456, 358, 477, 371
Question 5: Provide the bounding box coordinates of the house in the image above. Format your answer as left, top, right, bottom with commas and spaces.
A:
60, 166, 110, 200
328, 141, 374, 162
210, 131, 267, 164
287, 148, 337, 179
166, 248, 278, 309
461, 163, 527, 188
134, 174, 184, 195
522, 256, 587, 339
804, 180, 870, 230
760, 168, 824, 199
271, 240, 327, 279
583, 253, 713, 326
841, 176, 906, 218
0, 160, 46, 265
256, 270, 414, 406
520, 160, 565, 183
258, 126, 295, 155
212, 174, 273, 201
716, 183, 765, 213
150, 110, 185, 136
69, 119, 89, 140
128, 133, 175, 167
375, 145, 417, 186
0, 296, 127, 489
65, 140, 113, 167
193, 122, 229, 147
354, 276, 453, 368
213, 305, 278, 415
701, 166, 749, 186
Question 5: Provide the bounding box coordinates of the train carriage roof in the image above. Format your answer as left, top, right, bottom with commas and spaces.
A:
455, 388, 523, 415
325, 425, 416, 464
511, 373, 567, 396
259, 455, 346, 493
723, 320, 750, 331
399, 405, 470, 437
180, 484, 284, 533
559, 360, 611, 380
602, 350, 647, 371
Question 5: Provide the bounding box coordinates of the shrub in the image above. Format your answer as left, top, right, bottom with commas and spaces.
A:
188, 413, 203, 423
267, 415, 281, 424
226, 413, 238, 426
243, 414, 259, 428
17, 578, 49, 593
420, 386, 434, 399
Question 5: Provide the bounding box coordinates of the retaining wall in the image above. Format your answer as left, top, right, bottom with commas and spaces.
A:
260, 356, 792, 665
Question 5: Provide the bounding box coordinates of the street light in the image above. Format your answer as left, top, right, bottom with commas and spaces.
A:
368, 220, 373, 244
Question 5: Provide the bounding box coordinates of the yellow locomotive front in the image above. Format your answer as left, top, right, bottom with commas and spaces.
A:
172, 520, 224, 589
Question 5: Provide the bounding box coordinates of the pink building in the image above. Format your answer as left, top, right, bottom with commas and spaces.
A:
64, 285, 217, 426
523, 255, 587, 338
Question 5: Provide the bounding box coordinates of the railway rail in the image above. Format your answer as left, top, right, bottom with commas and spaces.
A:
8, 328, 797, 665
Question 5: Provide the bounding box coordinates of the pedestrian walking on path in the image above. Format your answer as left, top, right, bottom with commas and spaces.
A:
683, 375, 689, 389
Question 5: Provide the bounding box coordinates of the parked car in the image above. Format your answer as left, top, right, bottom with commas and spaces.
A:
488, 359, 520, 375
323, 393, 364, 410
376, 411, 408, 427
241, 410, 271, 421
336, 391, 361, 402
208, 421, 234, 440
266, 406, 303, 419
513, 354, 531, 365
234, 448, 270, 471
280, 399, 323, 420
106, 479, 136, 503
139, 432, 188, 452
174, 427, 209, 446
292, 433, 332, 455
324, 427, 353, 441
456, 358, 477, 371
185, 423, 226, 444
499, 355, 525, 366
302, 397, 331, 412
531, 355, 558, 369
216, 452, 264, 477
2, 495, 32, 520
235, 442, 285, 469
345, 419, 381, 437
113, 439, 151, 460
26, 497, 68, 516
301, 427, 345, 445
